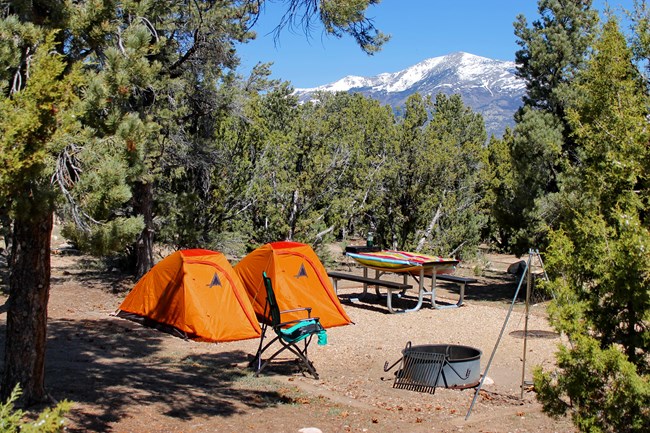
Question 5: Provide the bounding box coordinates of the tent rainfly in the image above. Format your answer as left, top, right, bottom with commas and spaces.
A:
234, 241, 352, 329
117, 249, 262, 342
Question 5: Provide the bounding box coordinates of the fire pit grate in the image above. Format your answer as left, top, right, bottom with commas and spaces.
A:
385, 342, 446, 394
385, 342, 482, 394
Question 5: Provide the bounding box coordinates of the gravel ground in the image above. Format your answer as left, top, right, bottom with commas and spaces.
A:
0, 251, 576, 432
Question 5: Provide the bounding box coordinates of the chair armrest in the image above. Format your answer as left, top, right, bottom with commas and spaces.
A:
276, 316, 321, 329
279, 306, 312, 318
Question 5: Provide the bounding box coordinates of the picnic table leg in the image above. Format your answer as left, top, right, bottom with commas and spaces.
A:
331, 277, 339, 296
389, 269, 424, 313
432, 273, 466, 309
421, 267, 454, 309
387, 285, 420, 313
362, 267, 369, 297
386, 287, 399, 313
456, 282, 466, 307
374, 269, 381, 297
431, 271, 438, 308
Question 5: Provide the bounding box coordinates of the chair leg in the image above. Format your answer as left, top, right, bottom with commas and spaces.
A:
281, 337, 319, 379
252, 336, 280, 376
252, 333, 320, 379
250, 324, 272, 375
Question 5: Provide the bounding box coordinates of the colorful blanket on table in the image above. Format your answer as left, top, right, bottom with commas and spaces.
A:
346, 250, 458, 275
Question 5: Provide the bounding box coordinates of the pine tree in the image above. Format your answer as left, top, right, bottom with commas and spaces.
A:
501, 0, 599, 253
418, 93, 487, 256
0, 25, 85, 403
375, 93, 487, 256
58, 0, 388, 276
534, 18, 650, 432
514, 0, 598, 120
483, 130, 516, 248
0, 0, 390, 406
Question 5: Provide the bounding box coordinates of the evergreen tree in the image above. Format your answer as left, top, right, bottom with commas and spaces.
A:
267, 0, 389, 54
534, 18, 650, 432
59, 0, 388, 276
499, 0, 599, 253
324, 92, 397, 242
514, 0, 598, 119
154, 64, 283, 254
0, 0, 390, 405
0, 24, 85, 403
418, 93, 487, 257
248, 90, 375, 244
376, 93, 429, 249
628, 0, 650, 82
506, 107, 565, 252
483, 129, 516, 248
376, 93, 487, 256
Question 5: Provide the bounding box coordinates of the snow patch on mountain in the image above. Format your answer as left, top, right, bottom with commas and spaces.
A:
294, 52, 526, 137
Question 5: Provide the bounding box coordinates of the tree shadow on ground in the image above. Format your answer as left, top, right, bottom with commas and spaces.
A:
50, 255, 136, 295
455, 273, 521, 304
0, 318, 299, 432
463, 271, 550, 305
0, 253, 8, 295
335, 272, 533, 314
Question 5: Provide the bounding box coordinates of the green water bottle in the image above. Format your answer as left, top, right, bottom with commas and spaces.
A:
366, 231, 374, 247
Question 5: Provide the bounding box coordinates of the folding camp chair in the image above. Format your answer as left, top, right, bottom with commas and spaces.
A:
251, 272, 327, 379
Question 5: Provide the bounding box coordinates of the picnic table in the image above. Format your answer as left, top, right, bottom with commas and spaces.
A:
330, 248, 474, 313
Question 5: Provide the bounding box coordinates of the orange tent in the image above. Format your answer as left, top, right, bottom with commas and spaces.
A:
234, 241, 352, 328
117, 249, 261, 342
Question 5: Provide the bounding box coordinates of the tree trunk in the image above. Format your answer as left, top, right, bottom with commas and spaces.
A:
287, 189, 299, 241
133, 181, 154, 279
1, 211, 52, 406
416, 203, 443, 252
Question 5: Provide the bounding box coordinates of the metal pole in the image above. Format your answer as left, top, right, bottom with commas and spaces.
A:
535, 249, 553, 299
520, 250, 533, 399
465, 258, 529, 420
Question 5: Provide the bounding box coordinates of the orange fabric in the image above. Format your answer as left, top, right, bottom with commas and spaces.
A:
118, 250, 261, 342
234, 241, 352, 328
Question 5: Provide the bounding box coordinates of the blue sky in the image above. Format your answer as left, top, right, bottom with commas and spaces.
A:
236, 0, 637, 89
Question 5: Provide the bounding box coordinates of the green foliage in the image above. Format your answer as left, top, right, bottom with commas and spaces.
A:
0, 385, 71, 433
483, 130, 516, 249
275, 0, 389, 54
376, 93, 487, 256
0, 16, 41, 96
534, 334, 650, 432
11, 0, 390, 267
0, 31, 83, 207
507, 107, 565, 253
534, 18, 650, 432
154, 84, 488, 259
503, 0, 599, 254
514, 0, 598, 116
62, 216, 144, 256
630, 0, 650, 78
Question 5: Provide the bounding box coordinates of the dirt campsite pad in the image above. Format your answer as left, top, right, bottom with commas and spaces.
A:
0, 251, 576, 433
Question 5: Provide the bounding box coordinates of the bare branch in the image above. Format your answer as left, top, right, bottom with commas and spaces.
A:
139, 16, 159, 43
51, 143, 102, 232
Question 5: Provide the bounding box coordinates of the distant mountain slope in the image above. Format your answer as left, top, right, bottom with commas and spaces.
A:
293, 52, 525, 138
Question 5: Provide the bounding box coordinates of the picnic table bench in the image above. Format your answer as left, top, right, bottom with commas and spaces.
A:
328, 269, 478, 312
426, 274, 478, 308
327, 271, 413, 312
328, 271, 412, 295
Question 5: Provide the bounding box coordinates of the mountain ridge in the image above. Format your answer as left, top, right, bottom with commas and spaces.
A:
293, 52, 526, 137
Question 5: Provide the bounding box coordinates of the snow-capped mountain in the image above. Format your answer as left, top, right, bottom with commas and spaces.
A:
293, 52, 526, 137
